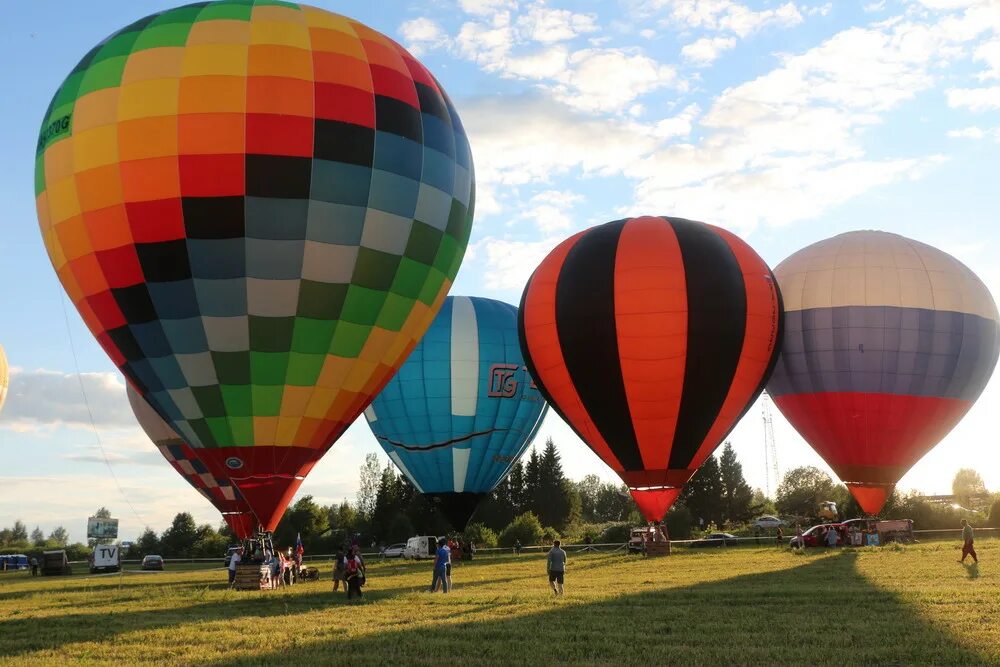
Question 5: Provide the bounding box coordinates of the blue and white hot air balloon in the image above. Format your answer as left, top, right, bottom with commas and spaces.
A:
365, 296, 548, 528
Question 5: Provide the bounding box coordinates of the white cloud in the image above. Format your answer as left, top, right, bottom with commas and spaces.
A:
461, 94, 665, 187
864, 1, 886, 11
662, 0, 804, 38
627, 156, 943, 232
947, 125, 1000, 139
455, 11, 517, 69
399, 17, 450, 55
521, 205, 574, 233
681, 36, 738, 64
478, 236, 568, 290
946, 85, 1000, 110
459, 0, 517, 15
974, 38, 1000, 79
806, 3, 832, 16
425, 3, 683, 114
516, 5, 598, 43
619, 15, 967, 231
947, 125, 986, 138
520, 190, 584, 233
1, 369, 131, 431
550, 48, 681, 113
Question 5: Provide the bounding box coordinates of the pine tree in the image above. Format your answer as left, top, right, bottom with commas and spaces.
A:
508, 459, 525, 514
719, 442, 754, 524
680, 455, 724, 528
524, 447, 541, 514
536, 438, 577, 529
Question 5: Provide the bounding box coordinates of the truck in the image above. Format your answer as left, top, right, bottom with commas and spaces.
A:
404, 536, 440, 559
90, 544, 121, 573
42, 549, 72, 576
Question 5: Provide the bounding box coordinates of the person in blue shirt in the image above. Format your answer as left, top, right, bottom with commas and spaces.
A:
430, 538, 451, 593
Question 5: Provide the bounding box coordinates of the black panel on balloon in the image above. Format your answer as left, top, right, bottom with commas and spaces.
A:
667, 218, 747, 470
554, 219, 643, 471
427, 492, 485, 531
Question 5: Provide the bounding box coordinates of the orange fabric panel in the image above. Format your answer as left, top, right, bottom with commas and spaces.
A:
614, 217, 687, 472
522, 233, 624, 472
685, 225, 780, 469
177, 113, 246, 154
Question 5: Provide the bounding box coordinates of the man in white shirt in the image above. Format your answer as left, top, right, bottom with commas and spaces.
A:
228, 547, 242, 586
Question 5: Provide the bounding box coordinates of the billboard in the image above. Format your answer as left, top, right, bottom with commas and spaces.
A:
87, 517, 119, 540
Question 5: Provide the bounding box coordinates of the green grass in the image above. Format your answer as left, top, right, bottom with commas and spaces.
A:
1, 540, 997, 665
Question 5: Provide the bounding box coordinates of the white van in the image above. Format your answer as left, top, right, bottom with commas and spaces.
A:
90, 544, 121, 573
404, 536, 440, 559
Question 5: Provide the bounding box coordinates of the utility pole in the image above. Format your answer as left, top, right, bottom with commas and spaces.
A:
762, 393, 779, 498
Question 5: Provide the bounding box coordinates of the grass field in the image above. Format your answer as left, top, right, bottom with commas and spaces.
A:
1, 540, 997, 666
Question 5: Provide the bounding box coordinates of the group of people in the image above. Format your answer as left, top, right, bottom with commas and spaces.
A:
226, 541, 305, 589
332, 544, 366, 600
428, 537, 567, 596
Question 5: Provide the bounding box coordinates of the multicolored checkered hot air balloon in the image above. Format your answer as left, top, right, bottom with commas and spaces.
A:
35, 1, 475, 532
518, 217, 782, 522
128, 385, 256, 539
364, 296, 548, 529
767, 231, 999, 514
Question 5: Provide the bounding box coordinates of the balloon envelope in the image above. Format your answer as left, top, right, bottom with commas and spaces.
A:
518, 216, 782, 521
365, 296, 547, 529
35, 3, 475, 531
767, 231, 999, 514
128, 385, 255, 539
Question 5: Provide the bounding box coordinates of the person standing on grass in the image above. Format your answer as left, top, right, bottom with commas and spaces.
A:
30, 556, 38, 577
345, 546, 365, 600
514, 539, 522, 555
547, 540, 567, 596
958, 519, 978, 564
228, 547, 242, 586
430, 538, 450, 593
333, 549, 346, 593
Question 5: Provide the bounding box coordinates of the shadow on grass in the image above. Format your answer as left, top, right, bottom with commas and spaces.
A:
960, 562, 980, 579
213, 551, 989, 666
0, 556, 555, 658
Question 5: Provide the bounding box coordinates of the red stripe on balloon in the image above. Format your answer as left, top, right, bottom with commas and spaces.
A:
773, 391, 973, 483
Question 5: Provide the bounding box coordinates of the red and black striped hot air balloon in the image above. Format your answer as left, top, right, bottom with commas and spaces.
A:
767, 231, 999, 515
518, 216, 782, 522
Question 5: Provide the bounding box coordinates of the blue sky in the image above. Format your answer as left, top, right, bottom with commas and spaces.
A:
2, 0, 1000, 543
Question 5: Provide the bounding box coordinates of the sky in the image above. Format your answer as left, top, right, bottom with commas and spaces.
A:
2, 0, 1000, 544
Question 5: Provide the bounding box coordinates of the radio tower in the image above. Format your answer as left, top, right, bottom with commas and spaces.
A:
762, 393, 779, 498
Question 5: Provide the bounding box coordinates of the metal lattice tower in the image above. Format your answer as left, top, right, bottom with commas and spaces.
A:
762, 393, 779, 498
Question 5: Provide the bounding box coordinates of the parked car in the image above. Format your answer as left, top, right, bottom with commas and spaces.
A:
753, 515, 785, 530
628, 527, 656, 552
382, 543, 406, 558
690, 532, 739, 548
141, 554, 164, 571
789, 523, 845, 548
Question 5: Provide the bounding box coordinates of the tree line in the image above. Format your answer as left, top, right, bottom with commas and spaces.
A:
3, 443, 998, 559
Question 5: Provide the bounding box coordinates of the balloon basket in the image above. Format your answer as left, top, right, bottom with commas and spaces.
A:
233, 562, 272, 591
645, 542, 671, 557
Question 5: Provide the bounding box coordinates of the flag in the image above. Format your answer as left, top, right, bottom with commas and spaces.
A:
295, 532, 304, 557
